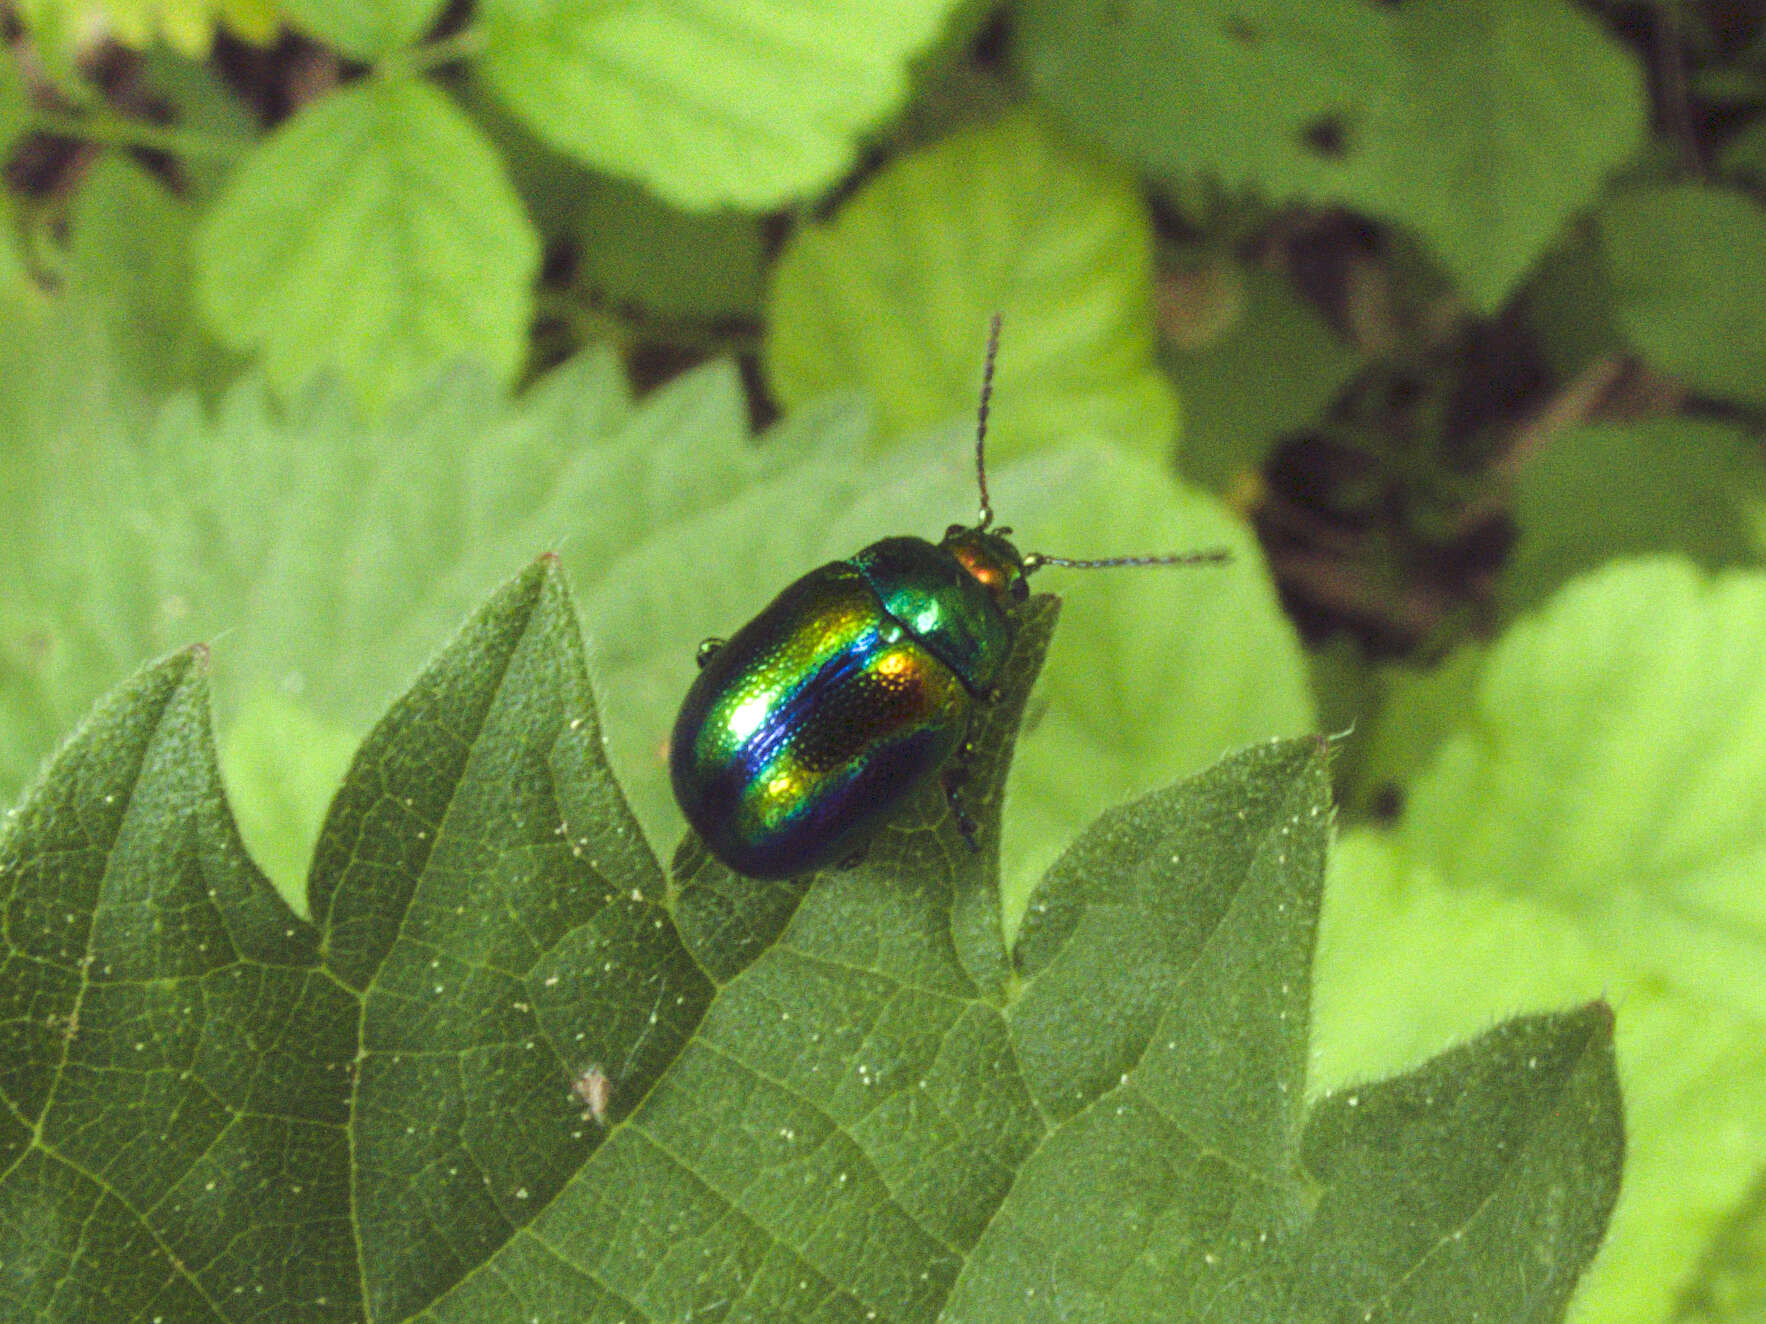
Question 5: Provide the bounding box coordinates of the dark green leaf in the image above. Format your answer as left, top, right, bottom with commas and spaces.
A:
1600, 183, 1766, 407
1504, 418, 1766, 614
1165, 262, 1363, 491
1017, 0, 1646, 310
1, 566, 1624, 1320
1293, 1006, 1623, 1320
0, 646, 354, 1319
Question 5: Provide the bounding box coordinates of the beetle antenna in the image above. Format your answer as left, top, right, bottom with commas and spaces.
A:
974, 312, 1002, 530
1022, 548, 1234, 573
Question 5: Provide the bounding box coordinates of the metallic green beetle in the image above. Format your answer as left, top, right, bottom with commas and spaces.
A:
669, 317, 1228, 879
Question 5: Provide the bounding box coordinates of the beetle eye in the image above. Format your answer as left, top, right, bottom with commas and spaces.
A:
1010, 577, 1030, 603
944, 524, 965, 540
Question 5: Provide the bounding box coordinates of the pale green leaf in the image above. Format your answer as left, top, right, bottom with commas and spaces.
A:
1018, 0, 1647, 310
1314, 829, 1766, 1324
277, 0, 443, 58
766, 111, 1180, 464
219, 686, 360, 913
14, 0, 277, 56
1319, 556, 1766, 1319
196, 76, 539, 411
1599, 182, 1766, 408
477, 0, 959, 209
1404, 558, 1766, 1019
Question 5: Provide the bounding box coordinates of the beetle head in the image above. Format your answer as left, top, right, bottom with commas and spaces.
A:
941, 524, 1031, 607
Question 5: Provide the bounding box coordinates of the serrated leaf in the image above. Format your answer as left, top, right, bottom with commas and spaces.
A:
1314, 829, 1766, 1324
0, 565, 1625, 1319
0, 647, 353, 1319
196, 76, 540, 411
1504, 418, 1766, 614
312, 560, 698, 1318
1598, 182, 1766, 408
1017, 0, 1646, 310
477, 0, 958, 210
766, 111, 1180, 464
277, 0, 442, 59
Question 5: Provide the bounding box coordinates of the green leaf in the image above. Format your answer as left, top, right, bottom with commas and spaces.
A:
196, 76, 540, 411
0, 50, 27, 158
572, 172, 766, 318
477, 0, 958, 209
135, 48, 264, 200
1017, 0, 1390, 200
1721, 116, 1766, 186
65, 154, 235, 395
765, 111, 1181, 464
1294, 1006, 1621, 1321
2, 619, 1624, 1319
1314, 829, 1766, 1324
1405, 557, 1766, 1020
1164, 261, 1363, 492
219, 686, 360, 913
1677, 1174, 1766, 1322
1318, 557, 1766, 1320
1503, 418, 1766, 615
14, 0, 277, 56
1017, 0, 1647, 310
278, 0, 444, 59
1598, 182, 1766, 408
0, 647, 352, 1319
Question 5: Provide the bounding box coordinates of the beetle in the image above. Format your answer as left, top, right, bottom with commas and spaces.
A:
669, 316, 1229, 879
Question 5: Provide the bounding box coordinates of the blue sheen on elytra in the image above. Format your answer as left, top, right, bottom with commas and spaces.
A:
670, 555, 986, 878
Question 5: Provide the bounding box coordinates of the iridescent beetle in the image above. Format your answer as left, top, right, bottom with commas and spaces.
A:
669, 316, 1229, 879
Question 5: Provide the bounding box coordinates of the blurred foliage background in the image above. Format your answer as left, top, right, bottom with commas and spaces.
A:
3, 0, 1766, 1319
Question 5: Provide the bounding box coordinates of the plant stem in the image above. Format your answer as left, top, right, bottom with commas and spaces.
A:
25, 109, 247, 159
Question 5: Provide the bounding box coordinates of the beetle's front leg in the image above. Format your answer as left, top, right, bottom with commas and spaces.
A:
941, 763, 981, 851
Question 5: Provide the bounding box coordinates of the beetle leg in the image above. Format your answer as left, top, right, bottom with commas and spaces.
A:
694, 637, 727, 668
941, 767, 981, 851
